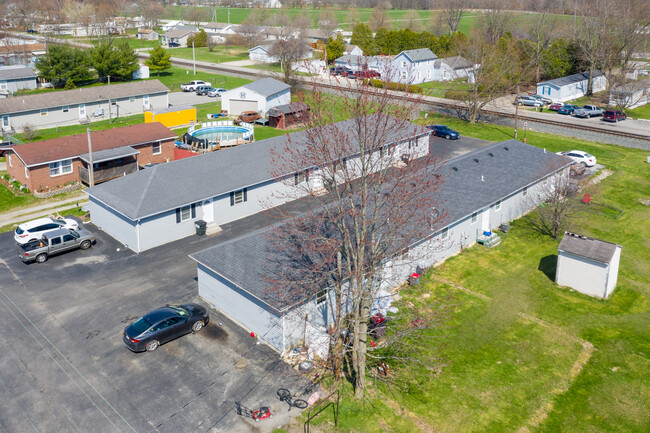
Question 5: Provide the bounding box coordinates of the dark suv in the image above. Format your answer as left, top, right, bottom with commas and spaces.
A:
195, 85, 212, 96
427, 124, 460, 139
602, 110, 626, 122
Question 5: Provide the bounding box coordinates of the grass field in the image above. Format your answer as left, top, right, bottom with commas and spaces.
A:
300, 114, 650, 433
152, 66, 251, 92
166, 45, 250, 63
419, 79, 471, 98
626, 103, 650, 120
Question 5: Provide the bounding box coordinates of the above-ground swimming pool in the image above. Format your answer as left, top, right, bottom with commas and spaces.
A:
186, 121, 255, 149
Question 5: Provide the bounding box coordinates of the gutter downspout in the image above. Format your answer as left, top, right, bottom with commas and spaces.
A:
136, 219, 141, 253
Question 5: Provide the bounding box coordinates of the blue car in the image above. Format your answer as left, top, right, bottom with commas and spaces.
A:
427, 124, 460, 140
557, 104, 579, 115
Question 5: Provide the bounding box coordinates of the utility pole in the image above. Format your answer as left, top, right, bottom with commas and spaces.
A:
107, 75, 112, 123
192, 41, 196, 75
87, 127, 94, 187
514, 84, 519, 139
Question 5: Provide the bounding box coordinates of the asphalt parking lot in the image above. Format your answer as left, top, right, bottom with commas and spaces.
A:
0, 222, 308, 433
429, 134, 491, 161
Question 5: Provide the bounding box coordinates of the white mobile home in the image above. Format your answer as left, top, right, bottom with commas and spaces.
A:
220, 78, 291, 115
536, 71, 607, 102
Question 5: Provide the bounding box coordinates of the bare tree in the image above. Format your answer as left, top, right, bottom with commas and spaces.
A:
268, 37, 310, 83
521, 13, 557, 84
440, 0, 468, 34
403, 10, 423, 32
264, 75, 449, 399
369, 5, 392, 32
318, 9, 339, 34
139, 0, 164, 29
233, 24, 264, 48
456, 34, 522, 123
480, 1, 514, 45
526, 166, 585, 240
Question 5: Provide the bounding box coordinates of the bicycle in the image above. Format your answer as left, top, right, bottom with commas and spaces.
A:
277, 388, 308, 410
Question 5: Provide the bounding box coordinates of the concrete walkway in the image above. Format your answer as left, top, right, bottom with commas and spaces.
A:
0, 193, 88, 228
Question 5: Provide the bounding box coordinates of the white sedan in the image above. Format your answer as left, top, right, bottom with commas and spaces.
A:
14, 217, 79, 244
556, 150, 597, 167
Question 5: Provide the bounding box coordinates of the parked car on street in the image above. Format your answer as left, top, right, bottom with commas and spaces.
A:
602, 110, 626, 122
168, 42, 180, 47
15, 217, 79, 244
17, 228, 94, 263
123, 304, 210, 352
426, 124, 460, 139
237, 111, 262, 123
330, 66, 353, 76
530, 94, 552, 104
180, 80, 211, 92
557, 104, 579, 115
353, 69, 381, 79
548, 102, 565, 111
556, 150, 597, 167
573, 105, 604, 118
195, 85, 213, 95
207, 87, 227, 97
515, 96, 542, 107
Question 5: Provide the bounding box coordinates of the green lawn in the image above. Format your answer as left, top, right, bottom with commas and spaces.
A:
419, 79, 471, 98
625, 103, 650, 120
168, 45, 250, 63
245, 63, 283, 73
306, 114, 650, 432
152, 66, 251, 92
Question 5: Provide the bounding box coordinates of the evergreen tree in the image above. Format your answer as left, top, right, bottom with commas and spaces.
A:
326, 34, 346, 63
350, 23, 376, 55
90, 41, 120, 80
375, 27, 396, 55
36, 44, 93, 88
145, 45, 172, 76
541, 39, 579, 81
114, 39, 140, 81
187, 30, 209, 48
90, 40, 139, 82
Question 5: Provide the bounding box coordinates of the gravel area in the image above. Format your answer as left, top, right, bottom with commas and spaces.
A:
424, 104, 650, 151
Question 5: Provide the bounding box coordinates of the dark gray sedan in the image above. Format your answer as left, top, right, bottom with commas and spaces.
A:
123, 304, 209, 352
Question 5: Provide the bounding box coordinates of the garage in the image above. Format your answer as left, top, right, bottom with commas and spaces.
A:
220, 77, 291, 116
229, 99, 260, 115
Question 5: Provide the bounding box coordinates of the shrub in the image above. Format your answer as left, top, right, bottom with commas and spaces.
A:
2, 174, 10, 181
368, 79, 424, 94
21, 123, 38, 141
11, 180, 22, 189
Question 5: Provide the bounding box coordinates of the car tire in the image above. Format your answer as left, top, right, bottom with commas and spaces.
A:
445, 134, 450, 139
580, 162, 587, 167
586, 114, 590, 118
145, 340, 159, 352
80, 240, 92, 250
192, 320, 204, 333
36, 253, 48, 263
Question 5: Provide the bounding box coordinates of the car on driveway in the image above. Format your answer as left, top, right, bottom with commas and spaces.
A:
530, 94, 552, 105
195, 85, 213, 96
602, 110, 626, 122
207, 87, 227, 97
516, 96, 542, 107
548, 102, 565, 111
17, 227, 94, 263
556, 150, 597, 167
557, 104, 579, 115
573, 105, 604, 118
427, 124, 460, 139
15, 216, 79, 244
123, 304, 210, 352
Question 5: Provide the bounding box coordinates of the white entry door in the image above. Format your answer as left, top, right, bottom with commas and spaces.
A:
79, 104, 86, 118
481, 207, 491, 233
202, 199, 214, 223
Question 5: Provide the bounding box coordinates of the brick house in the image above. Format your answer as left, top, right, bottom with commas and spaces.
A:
2, 122, 176, 193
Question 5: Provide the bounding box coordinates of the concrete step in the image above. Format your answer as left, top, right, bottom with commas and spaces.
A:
205, 221, 222, 235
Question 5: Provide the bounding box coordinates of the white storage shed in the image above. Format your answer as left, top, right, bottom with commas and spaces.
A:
556, 232, 622, 299
220, 78, 291, 116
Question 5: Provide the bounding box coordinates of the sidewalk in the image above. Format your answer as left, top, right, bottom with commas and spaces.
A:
0, 193, 88, 228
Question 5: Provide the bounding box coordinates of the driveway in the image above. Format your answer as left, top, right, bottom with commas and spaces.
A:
429, 134, 492, 161
0, 222, 308, 433
169, 91, 220, 109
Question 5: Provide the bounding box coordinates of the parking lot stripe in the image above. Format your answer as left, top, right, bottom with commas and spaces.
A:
0, 283, 139, 433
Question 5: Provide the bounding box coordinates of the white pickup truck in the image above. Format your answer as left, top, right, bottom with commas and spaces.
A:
180, 80, 211, 92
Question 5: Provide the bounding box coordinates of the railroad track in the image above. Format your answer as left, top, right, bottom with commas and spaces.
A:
156, 56, 650, 142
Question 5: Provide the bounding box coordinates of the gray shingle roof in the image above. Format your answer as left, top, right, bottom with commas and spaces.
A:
85, 115, 428, 221
190, 140, 571, 311
558, 232, 620, 264
537, 70, 604, 88
434, 56, 472, 69
0, 66, 37, 80
0, 79, 169, 115
78, 146, 139, 164
399, 48, 437, 62
240, 78, 291, 98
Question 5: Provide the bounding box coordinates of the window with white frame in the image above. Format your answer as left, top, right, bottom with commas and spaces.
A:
316, 289, 326, 304
130, 96, 135, 103
62, 105, 70, 113
49, 159, 73, 177
471, 212, 478, 224
294, 170, 307, 185
175, 203, 196, 223
40, 108, 48, 116
143, 95, 149, 107
523, 186, 528, 196
441, 227, 448, 239
494, 200, 501, 211
230, 188, 247, 205
401, 61, 406, 68
0, 81, 7, 90
180, 205, 191, 221
1, 115, 8, 128
401, 71, 407, 79
152, 142, 161, 155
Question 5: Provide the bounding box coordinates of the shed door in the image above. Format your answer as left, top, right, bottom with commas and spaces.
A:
229, 99, 259, 115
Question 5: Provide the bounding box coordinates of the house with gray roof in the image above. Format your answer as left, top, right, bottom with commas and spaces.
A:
0, 79, 169, 133
392, 48, 438, 84
536, 70, 607, 102
84, 115, 430, 252
432, 56, 474, 82
189, 140, 572, 353
161, 26, 197, 47
220, 78, 291, 116
0, 65, 37, 96
556, 232, 622, 299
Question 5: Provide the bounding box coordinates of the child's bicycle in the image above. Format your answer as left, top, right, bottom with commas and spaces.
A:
277, 388, 308, 411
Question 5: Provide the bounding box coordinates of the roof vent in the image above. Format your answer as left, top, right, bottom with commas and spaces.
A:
473, 158, 479, 163
452, 167, 458, 171
488, 152, 494, 157
504, 146, 509, 151
481, 175, 484, 182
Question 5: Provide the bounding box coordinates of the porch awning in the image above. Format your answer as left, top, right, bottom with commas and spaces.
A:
78, 146, 140, 164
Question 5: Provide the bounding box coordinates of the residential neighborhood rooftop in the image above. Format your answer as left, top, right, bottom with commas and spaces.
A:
0, 79, 169, 114
400, 48, 437, 62
435, 56, 473, 69
558, 232, 620, 264
538, 70, 604, 87
238, 77, 291, 98
0, 65, 37, 80
2, 122, 175, 167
